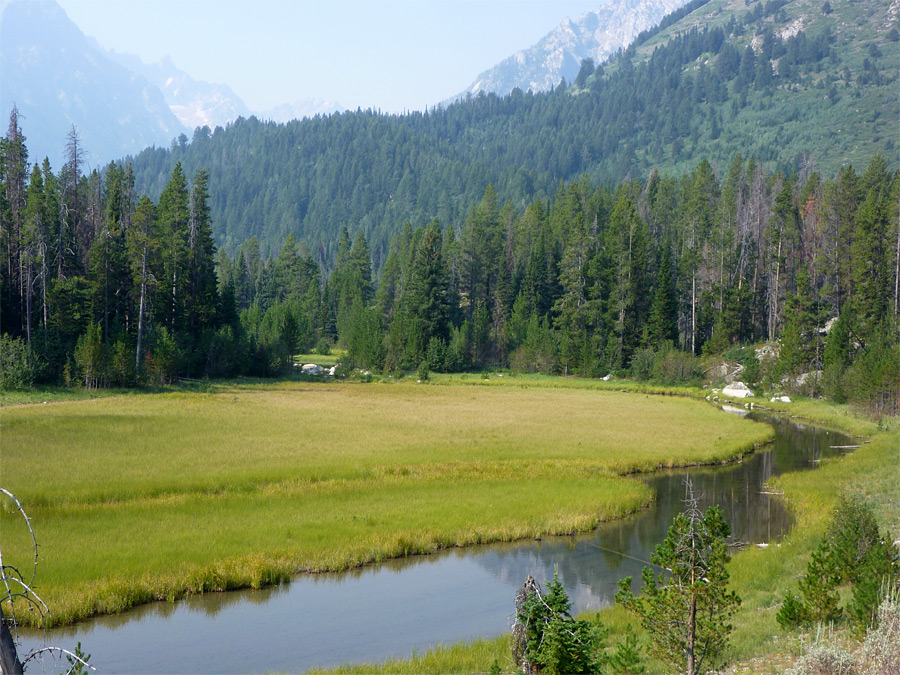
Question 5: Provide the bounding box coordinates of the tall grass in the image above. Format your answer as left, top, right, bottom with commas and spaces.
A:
0, 379, 772, 627
308, 398, 899, 674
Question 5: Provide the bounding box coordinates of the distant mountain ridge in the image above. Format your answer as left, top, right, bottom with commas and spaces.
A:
457, 0, 690, 99
124, 0, 897, 266
102, 50, 253, 131
259, 99, 344, 124
0, 0, 185, 167
0, 0, 344, 166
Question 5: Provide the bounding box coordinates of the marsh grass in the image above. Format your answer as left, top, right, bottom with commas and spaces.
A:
309, 399, 899, 675
1, 379, 771, 626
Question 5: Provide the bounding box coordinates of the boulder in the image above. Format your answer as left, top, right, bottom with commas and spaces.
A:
708, 363, 729, 379
756, 343, 779, 361
301, 363, 323, 375
770, 396, 791, 403
722, 381, 754, 399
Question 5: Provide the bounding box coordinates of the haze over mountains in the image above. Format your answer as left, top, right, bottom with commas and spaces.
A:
1, 0, 688, 167
0, 0, 184, 168
123, 0, 898, 264
0, 0, 342, 166
457, 0, 690, 98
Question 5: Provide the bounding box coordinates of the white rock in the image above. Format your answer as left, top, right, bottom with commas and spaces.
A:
722, 381, 754, 399
602, 374, 612, 381
301, 363, 323, 375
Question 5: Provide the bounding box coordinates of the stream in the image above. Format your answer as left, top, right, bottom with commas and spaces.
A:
17, 412, 853, 673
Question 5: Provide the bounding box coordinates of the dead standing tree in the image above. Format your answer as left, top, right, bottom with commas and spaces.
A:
0, 489, 92, 674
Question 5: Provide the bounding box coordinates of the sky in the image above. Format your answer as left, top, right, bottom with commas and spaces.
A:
55, 0, 604, 113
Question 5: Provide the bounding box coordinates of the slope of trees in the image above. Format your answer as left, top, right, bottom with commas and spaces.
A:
124, 0, 898, 267
3, 112, 898, 414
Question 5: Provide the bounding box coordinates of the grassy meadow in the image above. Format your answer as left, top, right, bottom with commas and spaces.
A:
309, 397, 900, 675
0, 377, 773, 627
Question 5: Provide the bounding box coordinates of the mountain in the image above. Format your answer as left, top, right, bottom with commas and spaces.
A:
104, 51, 344, 126
258, 99, 344, 124
119, 0, 900, 266
457, 0, 691, 99
0, 0, 186, 168
102, 51, 252, 131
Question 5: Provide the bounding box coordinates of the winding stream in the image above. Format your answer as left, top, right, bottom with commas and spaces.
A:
18, 412, 853, 673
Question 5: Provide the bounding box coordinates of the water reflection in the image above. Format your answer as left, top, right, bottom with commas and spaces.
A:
17, 414, 852, 674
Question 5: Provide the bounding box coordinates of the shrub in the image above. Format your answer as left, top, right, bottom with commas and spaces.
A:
847, 543, 899, 634
859, 583, 900, 674
0, 334, 37, 389
513, 573, 608, 674
74, 323, 107, 389
780, 494, 898, 631
825, 494, 883, 584
654, 349, 702, 384
785, 630, 856, 675
146, 327, 181, 385
778, 590, 808, 630
315, 337, 332, 356
629, 347, 657, 381
110, 337, 135, 387
425, 337, 446, 372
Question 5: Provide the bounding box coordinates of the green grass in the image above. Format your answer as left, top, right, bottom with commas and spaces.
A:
294, 350, 345, 367
310, 397, 899, 674
0, 378, 772, 627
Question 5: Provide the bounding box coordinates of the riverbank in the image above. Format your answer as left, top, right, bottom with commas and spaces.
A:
0, 378, 772, 628
310, 397, 899, 674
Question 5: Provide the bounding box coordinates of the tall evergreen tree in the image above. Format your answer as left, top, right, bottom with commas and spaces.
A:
648, 247, 679, 347
186, 169, 218, 336
155, 162, 190, 331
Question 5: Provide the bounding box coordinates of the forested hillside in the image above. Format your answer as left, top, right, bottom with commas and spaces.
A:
2, 103, 898, 414
124, 0, 898, 266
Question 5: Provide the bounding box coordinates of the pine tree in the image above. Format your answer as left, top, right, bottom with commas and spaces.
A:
186, 169, 218, 337
127, 196, 157, 373
647, 247, 678, 348
617, 479, 740, 675
155, 163, 190, 332
851, 188, 891, 331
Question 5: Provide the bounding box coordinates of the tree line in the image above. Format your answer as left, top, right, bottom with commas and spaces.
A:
3, 109, 897, 413
124, 0, 897, 268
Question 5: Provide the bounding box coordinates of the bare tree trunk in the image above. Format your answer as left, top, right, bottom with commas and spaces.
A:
40, 241, 48, 335
691, 273, 696, 355
771, 237, 781, 342
687, 593, 696, 675
24, 256, 32, 345
135, 247, 147, 372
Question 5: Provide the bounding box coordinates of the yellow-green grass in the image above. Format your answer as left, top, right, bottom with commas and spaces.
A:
0, 379, 772, 627
294, 350, 345, 367
314, 398, 898, 675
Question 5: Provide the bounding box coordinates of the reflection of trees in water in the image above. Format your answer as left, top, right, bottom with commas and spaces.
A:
23, 415, 858, 664
472, 416, 854, 612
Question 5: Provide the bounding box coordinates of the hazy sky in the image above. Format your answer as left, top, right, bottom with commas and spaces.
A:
56, 0, 602, 113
